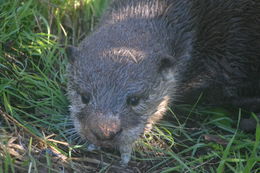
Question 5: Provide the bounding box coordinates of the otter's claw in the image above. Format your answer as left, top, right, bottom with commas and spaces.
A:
119, 153, 131, 166
87, 144, 100, 151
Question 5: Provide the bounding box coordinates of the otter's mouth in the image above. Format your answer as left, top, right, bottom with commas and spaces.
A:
89, 136, 120, 149
80, 128, 122, 148
90, 128, 123, 141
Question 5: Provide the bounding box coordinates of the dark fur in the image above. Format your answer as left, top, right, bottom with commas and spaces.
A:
67, 0, 260, 164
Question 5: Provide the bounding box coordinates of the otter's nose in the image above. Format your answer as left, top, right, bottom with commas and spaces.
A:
93, 120, 122, 140
96, 127, 122, 140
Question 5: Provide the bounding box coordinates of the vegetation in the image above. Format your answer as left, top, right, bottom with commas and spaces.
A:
0, 0, 259, 172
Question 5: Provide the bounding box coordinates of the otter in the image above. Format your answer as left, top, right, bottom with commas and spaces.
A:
66, 0, 260, 164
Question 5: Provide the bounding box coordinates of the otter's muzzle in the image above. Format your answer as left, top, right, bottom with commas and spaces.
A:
90, 113, 122, 140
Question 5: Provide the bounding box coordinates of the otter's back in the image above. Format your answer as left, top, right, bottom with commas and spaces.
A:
179, 0, 260, 108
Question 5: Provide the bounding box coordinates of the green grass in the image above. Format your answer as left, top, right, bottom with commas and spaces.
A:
0, 0, 259, 172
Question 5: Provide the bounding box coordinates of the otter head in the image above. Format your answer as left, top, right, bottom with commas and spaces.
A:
66, 19, 192, 164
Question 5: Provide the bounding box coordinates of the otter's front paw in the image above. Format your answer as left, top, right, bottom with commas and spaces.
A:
119, 145, 132, 166
120, 153, 131, 166
87, 144, 100, 151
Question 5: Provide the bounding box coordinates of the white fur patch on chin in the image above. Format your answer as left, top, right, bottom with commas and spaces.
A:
69, 103, 85, 115
146, 95, 170, 128
119, 124, 145, 148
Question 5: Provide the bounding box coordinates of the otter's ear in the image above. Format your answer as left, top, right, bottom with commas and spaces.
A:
66, 46, 78, 64
158, 58, 174, 80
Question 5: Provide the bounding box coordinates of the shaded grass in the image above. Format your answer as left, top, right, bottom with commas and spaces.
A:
132, 107, 260, 172
0, 0, 259, 172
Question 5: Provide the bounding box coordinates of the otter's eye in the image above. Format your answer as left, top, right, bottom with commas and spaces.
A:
127, 96, 140, 106
81, 94, 91, 104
